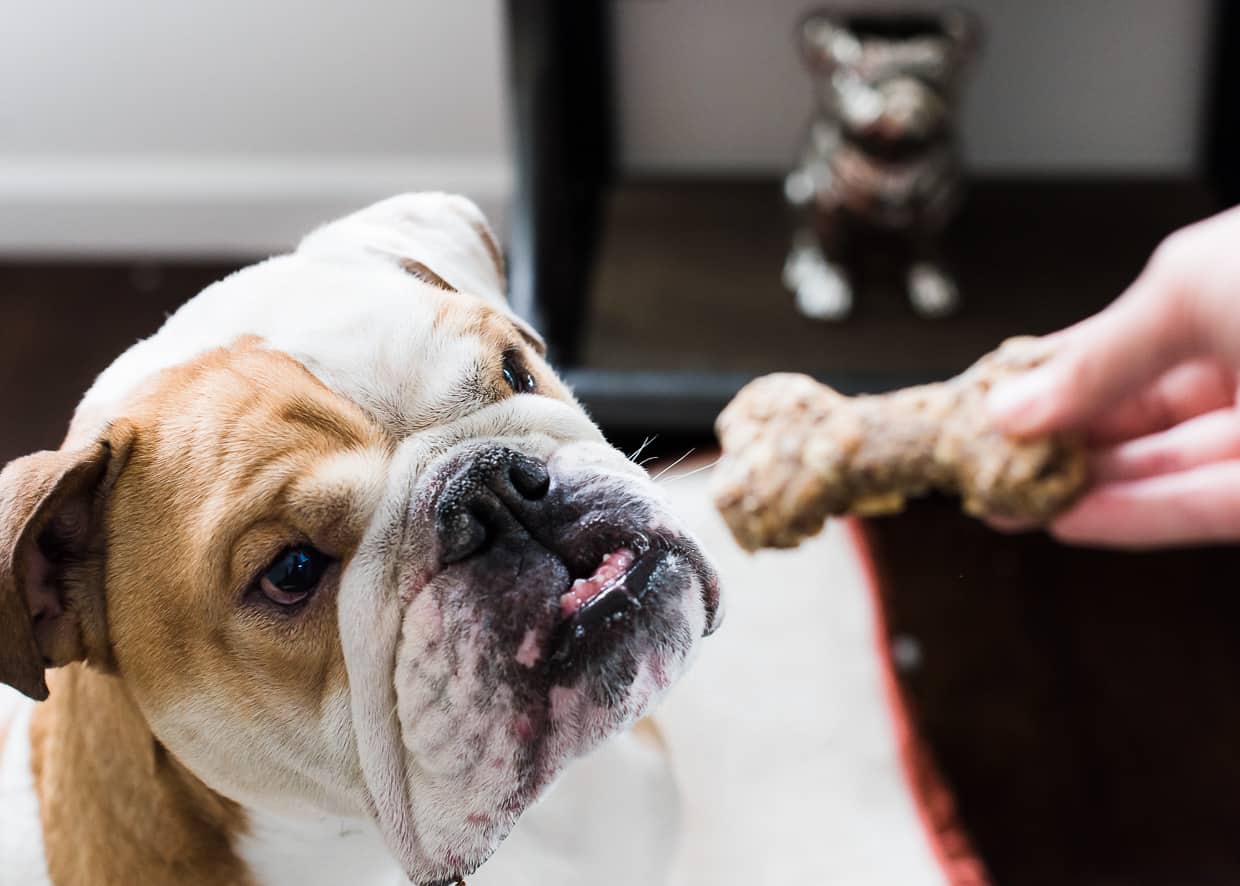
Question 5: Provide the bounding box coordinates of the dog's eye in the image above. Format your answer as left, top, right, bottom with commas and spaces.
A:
501, 350, 537, 395
255, 546, 331, 608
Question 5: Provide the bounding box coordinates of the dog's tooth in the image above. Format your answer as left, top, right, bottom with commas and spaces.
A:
560, 548, 647, 620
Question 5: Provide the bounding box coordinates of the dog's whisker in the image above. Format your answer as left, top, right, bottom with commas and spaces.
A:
627, 435, 657, 463
637, 454, 660, 468
659, 457, 720, 484
652, 448, 696, 481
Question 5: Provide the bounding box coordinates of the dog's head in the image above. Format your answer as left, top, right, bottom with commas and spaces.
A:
0, 194, 720, 884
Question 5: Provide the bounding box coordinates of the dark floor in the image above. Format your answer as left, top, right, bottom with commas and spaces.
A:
0, 263, 243, 461
863, 504, 1240, 886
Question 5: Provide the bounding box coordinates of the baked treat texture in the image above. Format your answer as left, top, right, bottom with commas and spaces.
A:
712, 337, 1088, 550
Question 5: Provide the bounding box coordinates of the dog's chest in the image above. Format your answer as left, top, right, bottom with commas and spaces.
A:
238, 809, 406, 886
0, 689, 50, 886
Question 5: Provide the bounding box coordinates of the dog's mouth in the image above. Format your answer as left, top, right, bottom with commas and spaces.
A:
550, 544, 682, 669
560, 546, 638, 620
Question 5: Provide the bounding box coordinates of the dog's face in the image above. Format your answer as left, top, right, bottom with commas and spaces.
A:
0, 194, 720, 884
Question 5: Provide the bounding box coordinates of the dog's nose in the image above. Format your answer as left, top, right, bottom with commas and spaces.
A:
435, 447, 551, 565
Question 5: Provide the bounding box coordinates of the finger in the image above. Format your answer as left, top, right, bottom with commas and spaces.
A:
1083, 359, 1237, 445
1049, 460, 1240, 548
989, 276, 1197, 438
1089, 408, 1240, 483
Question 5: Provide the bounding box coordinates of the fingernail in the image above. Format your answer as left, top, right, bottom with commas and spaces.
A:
985, 514, 1036, 534
987, 370, 1052, 433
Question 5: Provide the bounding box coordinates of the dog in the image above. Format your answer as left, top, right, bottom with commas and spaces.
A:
0, 193, 721, 886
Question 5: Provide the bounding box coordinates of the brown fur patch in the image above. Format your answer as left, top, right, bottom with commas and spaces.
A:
32, 666, 256, 886
30, 339, 393, 882
471, 221, 506, 283
105, 339, 386, 717
399, 258, 457, 292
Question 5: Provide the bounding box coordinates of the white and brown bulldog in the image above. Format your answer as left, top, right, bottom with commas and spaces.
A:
0, 194, 720, 886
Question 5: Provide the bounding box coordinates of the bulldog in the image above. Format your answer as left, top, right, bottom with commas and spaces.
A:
0, 194, 720, 886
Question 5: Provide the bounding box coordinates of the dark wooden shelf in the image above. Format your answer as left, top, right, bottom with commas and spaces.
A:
570, 176, 1217, 431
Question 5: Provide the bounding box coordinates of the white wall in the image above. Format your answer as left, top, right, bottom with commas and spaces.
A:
0, 0, 1215, 255
614, 0, 1214, 175
0, 0, 512, 255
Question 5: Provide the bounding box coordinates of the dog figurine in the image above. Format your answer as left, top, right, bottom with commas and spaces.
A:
784, 8, 980, 320
0, 193, 720, 886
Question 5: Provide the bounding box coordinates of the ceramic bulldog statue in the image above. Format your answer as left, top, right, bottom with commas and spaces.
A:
783, 8, 981, 320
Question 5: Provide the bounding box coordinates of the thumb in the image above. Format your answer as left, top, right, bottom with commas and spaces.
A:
988, 278, 1195, 438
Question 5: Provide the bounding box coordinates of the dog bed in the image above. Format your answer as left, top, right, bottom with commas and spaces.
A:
659, 457, 1240, 886
657, 459, 983, 885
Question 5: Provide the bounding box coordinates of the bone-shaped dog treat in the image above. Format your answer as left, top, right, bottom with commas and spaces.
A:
712, 337, 1088, 550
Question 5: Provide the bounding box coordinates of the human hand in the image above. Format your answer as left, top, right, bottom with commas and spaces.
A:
987, 205, 1240, 547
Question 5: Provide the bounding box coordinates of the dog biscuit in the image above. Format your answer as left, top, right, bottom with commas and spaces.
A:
712, 337, 1088, 550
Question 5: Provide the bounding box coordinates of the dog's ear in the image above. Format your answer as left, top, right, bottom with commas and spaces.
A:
0, 435, 127, 700
298, 192, 508, 304
798, 13, 850, 74
296, 192, 545, 354
941, 7, 982, 56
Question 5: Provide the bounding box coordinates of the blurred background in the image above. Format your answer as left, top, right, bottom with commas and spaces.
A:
0, 0, 1220, 458
3, 3, 1240, 884
0, 0, 1229, 451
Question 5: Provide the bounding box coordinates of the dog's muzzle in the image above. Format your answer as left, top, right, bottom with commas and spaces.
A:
429, 445, 719, 685
381, 440, 719, 884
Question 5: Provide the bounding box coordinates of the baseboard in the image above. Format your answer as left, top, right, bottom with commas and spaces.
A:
0, 154, 513, 258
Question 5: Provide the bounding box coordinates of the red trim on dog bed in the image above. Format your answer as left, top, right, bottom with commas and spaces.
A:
844, 517, 991, 886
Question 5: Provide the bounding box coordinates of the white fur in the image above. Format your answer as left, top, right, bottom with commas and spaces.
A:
0, 687, 51, 886
238, 810, 405, 886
